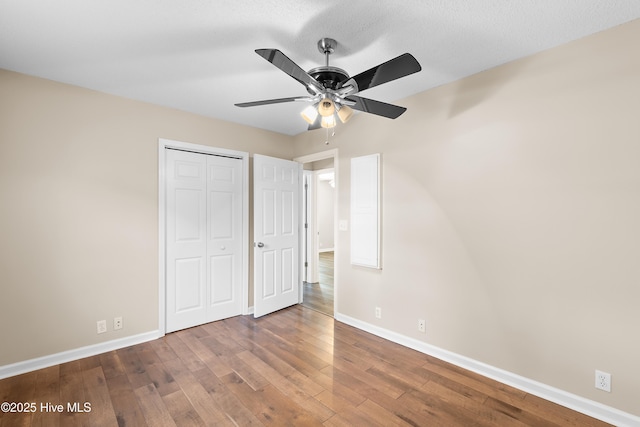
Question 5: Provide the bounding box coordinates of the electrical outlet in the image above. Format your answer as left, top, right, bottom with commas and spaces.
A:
97, 320, 107, 334
595, 370, 611, 392
418, 319, 426, 333
113, 316, 123, 330
375, 307, 382, 319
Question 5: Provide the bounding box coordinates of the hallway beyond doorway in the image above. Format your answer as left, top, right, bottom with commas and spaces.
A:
302, 251, 333, 316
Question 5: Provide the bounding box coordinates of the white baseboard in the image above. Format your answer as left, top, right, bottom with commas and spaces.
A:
334, 312, 640, 427
319, 248, 334, 253
0, 330, 162, 380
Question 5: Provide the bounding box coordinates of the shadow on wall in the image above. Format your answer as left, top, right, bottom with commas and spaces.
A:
447, 57, 532, 118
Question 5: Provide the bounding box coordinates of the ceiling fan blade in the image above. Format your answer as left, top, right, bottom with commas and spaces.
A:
235, 96, 310, 107
255, 49, 324, 95
347, 53, 421, 93
346, 96, 407, 119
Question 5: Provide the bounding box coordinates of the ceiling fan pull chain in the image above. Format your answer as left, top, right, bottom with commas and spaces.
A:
324, 126, 336, 145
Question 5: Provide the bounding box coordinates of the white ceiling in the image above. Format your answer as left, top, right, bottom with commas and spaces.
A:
2, 1, 639, 135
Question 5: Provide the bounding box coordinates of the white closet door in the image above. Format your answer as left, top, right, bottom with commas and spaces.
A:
166, 149, 207, 332
206, 155, 243, 321
166, 149, 243, 332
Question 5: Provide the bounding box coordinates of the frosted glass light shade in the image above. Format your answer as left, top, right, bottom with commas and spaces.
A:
337, 105, 353, 123
321, 115, 336, 128
300, 105, 318, 124
318, 99, 335, 117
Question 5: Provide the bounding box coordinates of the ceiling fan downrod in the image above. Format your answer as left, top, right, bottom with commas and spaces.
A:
317, 37, 337, 67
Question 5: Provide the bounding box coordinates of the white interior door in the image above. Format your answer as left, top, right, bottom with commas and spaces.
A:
254, 154, 301, 317
166, 148, 243, 332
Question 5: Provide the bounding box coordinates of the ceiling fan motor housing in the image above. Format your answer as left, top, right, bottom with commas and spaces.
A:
306, 66, 349, 92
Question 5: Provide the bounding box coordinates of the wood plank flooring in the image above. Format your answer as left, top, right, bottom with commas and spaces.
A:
0, 306, 611, 426
302, 251, 334, 316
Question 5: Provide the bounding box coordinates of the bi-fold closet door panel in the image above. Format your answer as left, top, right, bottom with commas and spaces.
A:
166, 149, 243, 333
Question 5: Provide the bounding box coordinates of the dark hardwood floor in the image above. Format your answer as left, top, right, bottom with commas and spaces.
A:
302, 251, 334, 316
0, 305, 610, 426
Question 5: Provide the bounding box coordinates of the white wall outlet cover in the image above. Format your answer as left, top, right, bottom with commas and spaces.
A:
595, 370, 611, 392
96, 320, 107, 334
339, 220, 348, 231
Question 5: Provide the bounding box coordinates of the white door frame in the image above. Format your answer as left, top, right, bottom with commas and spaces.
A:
302, 170, 317, 283
293, 148, 339, 315
158, 138, 250, 336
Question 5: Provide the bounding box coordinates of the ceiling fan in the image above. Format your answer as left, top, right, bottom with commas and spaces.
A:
235, 38, 422, 130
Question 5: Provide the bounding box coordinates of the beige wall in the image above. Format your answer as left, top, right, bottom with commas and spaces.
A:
1, 18, 639, 418
293, 20, 640, 416
0, 70, 293, 366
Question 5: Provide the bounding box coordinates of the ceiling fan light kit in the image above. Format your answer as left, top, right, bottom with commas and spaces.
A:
235, 37, 422, 133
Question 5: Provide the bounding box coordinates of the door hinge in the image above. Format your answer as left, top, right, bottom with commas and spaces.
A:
304, 223, 308, 229
304, 262, 308, 267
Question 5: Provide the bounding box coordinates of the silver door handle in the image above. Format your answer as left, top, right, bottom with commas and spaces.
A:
256, 242, 264, 248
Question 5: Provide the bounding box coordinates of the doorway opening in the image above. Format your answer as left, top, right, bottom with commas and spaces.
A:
295, 149, 338, 317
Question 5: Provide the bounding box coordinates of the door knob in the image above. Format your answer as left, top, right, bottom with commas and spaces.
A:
256, 242, 265, 248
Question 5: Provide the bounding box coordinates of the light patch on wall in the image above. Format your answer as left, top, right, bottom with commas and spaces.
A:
318, 171, 335, 187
